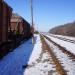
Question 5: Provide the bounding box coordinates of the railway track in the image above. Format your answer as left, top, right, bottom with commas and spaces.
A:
40, 35, 67, 75
43, 34, 75, 60
40, 34, 75, 75
48, 34, 75, 44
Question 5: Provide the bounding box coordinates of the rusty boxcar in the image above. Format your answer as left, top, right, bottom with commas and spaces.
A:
10, 13, 31, 39
0, 1, 12, 44
0, 1, 12, 58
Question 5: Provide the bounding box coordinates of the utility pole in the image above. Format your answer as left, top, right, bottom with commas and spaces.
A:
30, 0, 34, 44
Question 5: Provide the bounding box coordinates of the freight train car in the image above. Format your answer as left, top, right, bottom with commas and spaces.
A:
0, 2, 32, 59
10, 13, 31, 41
2, 1, 12, 43
0, 1, 12, 44
22, 19, 31, 39
10, 13, 23, 34
0, 0, 3, 45
0, 1, 12, 58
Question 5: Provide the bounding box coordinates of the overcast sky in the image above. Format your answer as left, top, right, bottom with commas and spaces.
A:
5, 0, 75, 32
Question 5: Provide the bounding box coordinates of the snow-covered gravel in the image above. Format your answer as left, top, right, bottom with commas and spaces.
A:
27, 35, 42, 65
47, 33, 75, 41
24, 34, 59, 75
24, 52, 59, 75
45, 38, 75, 75
46, 34, 75, 55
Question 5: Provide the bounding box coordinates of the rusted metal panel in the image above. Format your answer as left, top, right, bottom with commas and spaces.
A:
10, 13, 31, 38
11, 14, 24, 34
0, 1, 12, 43
0, 1, 3, 43
2, 2, 8, 42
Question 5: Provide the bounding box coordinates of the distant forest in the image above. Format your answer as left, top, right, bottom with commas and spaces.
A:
49, 21, 75, 37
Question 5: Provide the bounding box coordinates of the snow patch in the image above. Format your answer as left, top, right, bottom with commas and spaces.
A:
46, 35, 75, 55
24, 34, 59, 75
45, 38, 75, 75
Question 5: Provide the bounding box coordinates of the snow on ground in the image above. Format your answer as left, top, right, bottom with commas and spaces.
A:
46, 35, 75, 55
0, 38, 34, 75
27, 34, 42, 64
45, 38, 75, 75
52, 34, 75, 41
47, 33, 75, 41
24, 34, 59, 75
